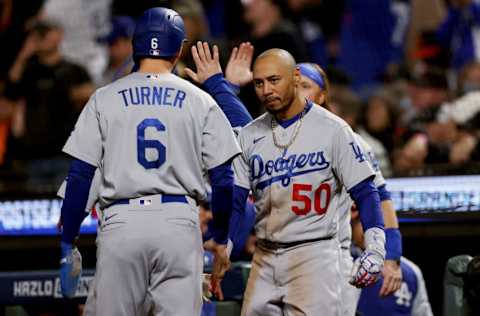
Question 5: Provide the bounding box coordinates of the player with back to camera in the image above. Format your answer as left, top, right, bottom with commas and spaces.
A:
57, 7, 240, 316
186, 45, 387, 316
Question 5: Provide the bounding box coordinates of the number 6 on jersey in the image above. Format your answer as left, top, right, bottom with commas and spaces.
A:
137, 118, 166, 169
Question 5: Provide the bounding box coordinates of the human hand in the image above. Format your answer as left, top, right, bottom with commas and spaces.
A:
18, 33, 38, 61
350, 249, 384, 288
184, 41, 222, 84
450, 133, 477, 165
210, 242, 231, 300
225, 42, 254, 86
350, 227, 385, 288
60, 242, 82, 298
379, 259, 402, 296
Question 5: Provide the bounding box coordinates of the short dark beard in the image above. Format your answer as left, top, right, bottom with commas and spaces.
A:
265, 91, 295, 118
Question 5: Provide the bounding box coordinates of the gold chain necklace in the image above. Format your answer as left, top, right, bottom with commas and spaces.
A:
271, 108, 306, 150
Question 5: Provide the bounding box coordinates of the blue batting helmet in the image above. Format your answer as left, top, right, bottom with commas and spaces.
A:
132, 7, 186, 60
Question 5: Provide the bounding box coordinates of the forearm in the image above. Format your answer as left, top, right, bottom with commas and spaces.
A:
61, 159, 96, 243
349, 178, 384, 231
228, 186, 251, 256
349, 178, 385, 257
381, 200, 399, 229
208, 160, 235, 244
8, 56, 28, 83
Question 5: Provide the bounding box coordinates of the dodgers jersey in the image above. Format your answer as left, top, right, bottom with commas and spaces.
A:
357, 257, 433, 316
233, 102, 375, 242
63, 72, 240, 208
338, 133, 386, 249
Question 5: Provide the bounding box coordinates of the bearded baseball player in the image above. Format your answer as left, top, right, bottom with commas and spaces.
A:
186, 44, 386, 315
58, 7, 240, 316
202, 47, 383, 315
295, 62, 403, 315
186, 42, 396, 315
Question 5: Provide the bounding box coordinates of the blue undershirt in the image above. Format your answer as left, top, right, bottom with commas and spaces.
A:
208, 160, 235, 244
61, 158, 96, 244
349, 177, 384, 230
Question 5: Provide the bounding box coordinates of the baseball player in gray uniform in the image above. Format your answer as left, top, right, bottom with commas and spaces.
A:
296, 62, 403, 315
58, 7, 240, 316
230, 49, 386, 316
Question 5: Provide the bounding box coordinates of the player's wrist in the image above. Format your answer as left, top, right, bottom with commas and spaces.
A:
203, 73, 224, 92
364, 227, 386, 259
212, 234, 229, 246
60, 241, 73, 257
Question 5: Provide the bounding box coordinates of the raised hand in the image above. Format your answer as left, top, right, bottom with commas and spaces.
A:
184, 41, 222, 84
225, 42, 254, 86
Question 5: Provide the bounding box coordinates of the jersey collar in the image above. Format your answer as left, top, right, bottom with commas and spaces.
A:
276, 100, 313, 129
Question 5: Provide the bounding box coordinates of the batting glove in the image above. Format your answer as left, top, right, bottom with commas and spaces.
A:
350, 227, 385, 288
60, 241, 82, 298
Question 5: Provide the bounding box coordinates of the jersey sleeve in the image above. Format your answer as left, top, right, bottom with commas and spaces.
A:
332, 126, 375, 190
201, 103, 241, 170
356, 134, 386, 187
409, 259, 434, 316
232, 131, 251, 190
63, 93, 103, 167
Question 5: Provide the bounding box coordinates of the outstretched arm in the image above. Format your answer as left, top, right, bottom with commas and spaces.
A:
185, 41, 253, 129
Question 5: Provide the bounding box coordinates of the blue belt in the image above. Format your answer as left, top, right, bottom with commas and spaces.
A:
110, 194, 188, 207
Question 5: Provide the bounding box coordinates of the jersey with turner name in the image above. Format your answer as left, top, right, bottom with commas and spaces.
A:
234, 103, 375, 242
63, 72, 240, 208
338, 133, 386, 249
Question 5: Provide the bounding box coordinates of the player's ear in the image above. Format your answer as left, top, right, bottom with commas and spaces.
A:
293, 68, 301, 86
317, 92, 326, 105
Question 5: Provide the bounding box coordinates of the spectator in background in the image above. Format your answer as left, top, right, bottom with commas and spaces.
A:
457, 61, 480, 95
41, 0, 112, 86
399, 67, 450, 127
172, 0, 229, 79
329, 87, 393, 177
363, 90, 402, 154
235, 0, 309, 117
437, 89, 480, 165
97, 16, 135, 87
437, 0, 480, 71
394, 67, 452, 174
337, 0, 411, 97
405, 0, 446, 68
4, 20, 93, 186
241, 0, 308, 61
0, 0, 44, 81
286, 0, 344, 66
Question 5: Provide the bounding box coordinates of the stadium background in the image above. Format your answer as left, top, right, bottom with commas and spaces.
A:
0, 0, 480, 315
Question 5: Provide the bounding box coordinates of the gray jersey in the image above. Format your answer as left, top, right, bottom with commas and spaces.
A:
63, 72, 240, 208
338, 133, 386, 249
234, 104, 375, 242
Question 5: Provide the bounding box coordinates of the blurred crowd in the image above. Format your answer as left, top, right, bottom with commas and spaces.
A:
1, 0, 480, 193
